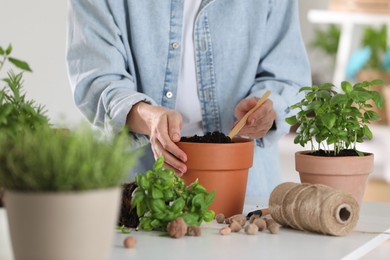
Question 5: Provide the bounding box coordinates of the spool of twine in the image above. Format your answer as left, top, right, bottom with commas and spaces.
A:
269, 182, 360, 236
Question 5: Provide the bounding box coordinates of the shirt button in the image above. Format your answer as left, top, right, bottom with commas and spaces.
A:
166, 91, 173, 98
171, 42, 180, 49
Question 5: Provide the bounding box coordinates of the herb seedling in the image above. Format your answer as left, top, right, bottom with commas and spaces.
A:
117, 225, 131, 234
131, 156, 215, 231
0, 44, 49, 137
286, 80, 384, 155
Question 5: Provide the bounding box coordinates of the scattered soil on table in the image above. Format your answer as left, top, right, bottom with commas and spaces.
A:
180, 131, 232, 143
118, 182, 139, 228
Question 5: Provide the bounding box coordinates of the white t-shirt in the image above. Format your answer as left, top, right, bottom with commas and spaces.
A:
175, 0, 203, 136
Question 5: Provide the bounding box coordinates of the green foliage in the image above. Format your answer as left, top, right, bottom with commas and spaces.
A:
310, 24, 341, 57
0, 44, 49, 137
361, 25, 388, 71
132, 156, 215, 230
286, 80, 384, 155
0, 125, 139, 191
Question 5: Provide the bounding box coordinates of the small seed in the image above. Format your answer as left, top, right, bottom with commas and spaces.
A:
245, 224, 258, 235
123, 236, 137, 248
219, 226, 231, 235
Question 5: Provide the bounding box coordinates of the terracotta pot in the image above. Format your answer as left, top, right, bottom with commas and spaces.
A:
4, 187, 121, 260
295, 151, 374, 205
177, 137, 254, 217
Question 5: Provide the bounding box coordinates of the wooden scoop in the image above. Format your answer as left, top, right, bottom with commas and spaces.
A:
228, 90, 271, 139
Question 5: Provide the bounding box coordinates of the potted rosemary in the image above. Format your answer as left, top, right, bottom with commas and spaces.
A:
285, 80, 384, 204
0, 44, 139, 260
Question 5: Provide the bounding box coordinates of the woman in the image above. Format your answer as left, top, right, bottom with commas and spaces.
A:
66, 0, 311, 208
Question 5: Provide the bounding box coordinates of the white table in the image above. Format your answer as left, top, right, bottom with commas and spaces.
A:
1, 202, 390, 260
111, 202, 390, 260
308, 9, 390, 85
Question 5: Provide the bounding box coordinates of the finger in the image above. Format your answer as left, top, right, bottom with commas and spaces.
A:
247, 100, 275, 124
168, 112, 183, 142
234, 98, 258, 119
163, 162, 184, 177
151, 138, 187, 174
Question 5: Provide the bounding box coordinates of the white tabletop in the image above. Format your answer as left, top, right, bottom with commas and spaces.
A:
110, 202, 390, 260
1, 202, 390, 260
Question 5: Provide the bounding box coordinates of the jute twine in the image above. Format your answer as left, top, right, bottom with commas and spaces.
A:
269, 182, 360, 236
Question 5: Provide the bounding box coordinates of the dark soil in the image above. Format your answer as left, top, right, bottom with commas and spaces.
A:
180, 131, 232, 143
310, 149, 362, 157
118, 182, 139, 228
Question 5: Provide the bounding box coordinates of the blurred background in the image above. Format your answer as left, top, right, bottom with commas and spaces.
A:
0, 0, 389, 200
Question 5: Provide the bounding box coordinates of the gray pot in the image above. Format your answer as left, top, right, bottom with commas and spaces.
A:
4, 187, 121, 260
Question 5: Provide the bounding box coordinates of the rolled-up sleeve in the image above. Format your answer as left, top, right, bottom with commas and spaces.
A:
66, 0, 155, 143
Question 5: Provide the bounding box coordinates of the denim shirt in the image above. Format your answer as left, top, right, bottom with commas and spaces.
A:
66, 0, 311, 208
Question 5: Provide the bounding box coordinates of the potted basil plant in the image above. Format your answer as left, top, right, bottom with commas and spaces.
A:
285, 80, 384, 204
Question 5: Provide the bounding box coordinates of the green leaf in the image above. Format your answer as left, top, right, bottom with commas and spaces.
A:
371, 91, 384, 109
341, 81, 353, 93
153, 156, 164, 171
318, 83, 334, 90
330, 94, 348, 105
149, 198, 166, 214
316, 90, 330, 99
5, 44, 12, 55
151, 186, 164, 199
350, 91, 372, 102
363, 125, 373, 140
286, 116, 297, 125
370, 79, 384, 86
8, 57, 32, 72
171, 197, 185, 213
298, 86, 313, 92
181, 213, 200, 226
321, 113, 337, 130
130, 189, 145, 208
136, 174, 149, 190
202, 210, 215, 222
204, 191, 215, 206
0, 46, 4, 55
364, 111, 381, 121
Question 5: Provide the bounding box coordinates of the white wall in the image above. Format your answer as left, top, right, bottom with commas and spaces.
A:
0, 0, 329, 127
0, 0, 84, 127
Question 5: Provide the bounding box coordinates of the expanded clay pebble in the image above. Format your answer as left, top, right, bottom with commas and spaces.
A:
266, 219, 280, 234
215, 213, 225, 224
226, 214, 246, 226
249, 214, 259, 224
229, 220, 242, 232
186, 226, 202, 236
245, 224, 258, 235
219, 226, 231, 235
253, 218, 267, 231
167, 217, 188, 238
123, 236, 137, 248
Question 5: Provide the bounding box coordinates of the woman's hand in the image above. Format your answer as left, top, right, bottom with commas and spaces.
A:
126, 102, 187, 175
233, 97, 276, 139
